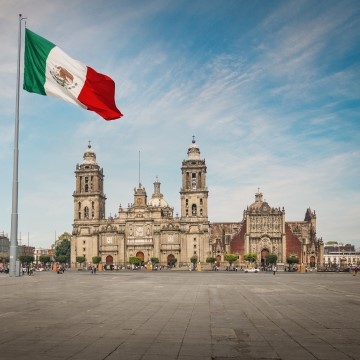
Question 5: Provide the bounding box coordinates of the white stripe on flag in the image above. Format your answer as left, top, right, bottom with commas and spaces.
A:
44, 47, 87, 108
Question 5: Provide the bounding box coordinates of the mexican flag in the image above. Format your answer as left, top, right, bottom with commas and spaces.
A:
23, 28, 122, 121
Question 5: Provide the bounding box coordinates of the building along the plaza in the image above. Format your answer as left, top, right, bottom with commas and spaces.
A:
323, 243, 360, 268
71, 138, 210, 268
71, 138, 324, 269
214, 194, 324, 269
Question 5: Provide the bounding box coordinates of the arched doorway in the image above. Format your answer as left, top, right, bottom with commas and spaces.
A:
261, 249, 269, 269
310, 256, 316, 267
216, 255, 221, 266
167, 254, 175, 267
105, 255, 114, 270
136, 251, 144, 262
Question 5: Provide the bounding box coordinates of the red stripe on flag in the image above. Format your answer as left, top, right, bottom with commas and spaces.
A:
78, 67, 123, 121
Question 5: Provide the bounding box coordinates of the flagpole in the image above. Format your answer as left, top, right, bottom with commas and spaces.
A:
9, 14, 26, 277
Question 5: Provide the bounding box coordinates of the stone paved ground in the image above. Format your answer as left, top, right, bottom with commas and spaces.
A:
0, 269, 359, 360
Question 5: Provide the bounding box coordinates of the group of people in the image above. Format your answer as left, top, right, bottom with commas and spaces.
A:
0, 267, 9, 274
57, 265, 65, 274
225, 266, 239, 271
22, 266, 34, 275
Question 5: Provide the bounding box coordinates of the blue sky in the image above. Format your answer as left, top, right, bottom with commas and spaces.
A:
0, 0, 359, 249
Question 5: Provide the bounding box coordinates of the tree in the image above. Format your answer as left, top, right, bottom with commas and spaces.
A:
92, 256, 101, 264
224, 254, 238, 267
267, 254, 278, 265
326, 241, 338, 245
0, 256, 9, 263
206, 257, 216, 270
58, 232, 72, 242
76, 256, 86, 267
287, 255, 298, 265
57, 255, 68, 264
287, 255, 298, 270
39, 255, 51, 265
151, 257, 159, 264
54, 232, 71, 264
19, 255, 34, 265
129, 256, 142, 266
190, 255, 198, 264
244, 253, 257, 263
190, 255, 198, 269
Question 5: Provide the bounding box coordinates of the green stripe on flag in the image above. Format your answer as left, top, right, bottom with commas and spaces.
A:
23, 29, 56, 95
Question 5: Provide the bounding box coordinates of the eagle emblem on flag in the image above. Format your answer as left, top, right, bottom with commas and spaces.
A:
50, 65, 78, 90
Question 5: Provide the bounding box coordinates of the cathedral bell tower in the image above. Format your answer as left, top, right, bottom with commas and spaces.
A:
180, 137, 208, 220
180, 137, 210, 263
73, 144, 106, 223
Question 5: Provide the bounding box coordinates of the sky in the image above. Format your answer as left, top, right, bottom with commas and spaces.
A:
0, 0, 359, 250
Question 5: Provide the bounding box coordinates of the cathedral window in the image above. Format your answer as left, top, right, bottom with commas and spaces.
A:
92, 201, 95, 209
186, 209, 188, 216
78, 212, 81, 219
192, 173, 196, 189
78, 202, 81, 210
85, 177, 89, 192
84, 206, 89, 219
200, 209, 203, 216
186, 199, 188, 208
192, 204, 197, 216
200, 199, 203, 206
193, 244, 197, 249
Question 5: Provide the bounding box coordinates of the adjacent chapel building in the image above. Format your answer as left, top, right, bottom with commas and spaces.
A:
71, 138, 324, 269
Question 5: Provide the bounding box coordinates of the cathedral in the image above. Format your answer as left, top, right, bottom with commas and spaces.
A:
71, 138, 324, 269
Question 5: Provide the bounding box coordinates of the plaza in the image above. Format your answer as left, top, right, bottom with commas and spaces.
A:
0, 270, 359, 360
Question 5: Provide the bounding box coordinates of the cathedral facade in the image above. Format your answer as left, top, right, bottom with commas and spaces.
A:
71, 139, 324, 269
211, 195, 324, 269
71, 139, 210, 268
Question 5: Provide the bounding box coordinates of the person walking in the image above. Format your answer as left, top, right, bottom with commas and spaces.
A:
273, 265, 277, 275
